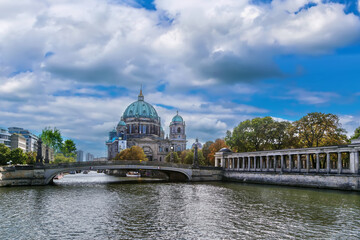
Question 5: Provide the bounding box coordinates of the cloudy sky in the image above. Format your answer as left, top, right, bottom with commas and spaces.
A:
1, 0, 360, 157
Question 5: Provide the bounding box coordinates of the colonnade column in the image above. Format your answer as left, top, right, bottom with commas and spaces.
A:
288, 154, 292, 172
248, 157, 251, 171
326, 152, 330, 173
242, 157, 245, 170
232, 158, 235, 169
316, 153, 320, 173
260, 156, 263, 170
355, 151, 359, 174
237, 158, 240, 170
273, 156, 277, 172
280, 155, 284, 173
297, 154, 301, 172
266, 156, 269, 171
338, 152, 342, 174
306, 154, 310, 173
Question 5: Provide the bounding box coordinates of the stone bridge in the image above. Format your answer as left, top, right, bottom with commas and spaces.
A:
0, 161, 223, 186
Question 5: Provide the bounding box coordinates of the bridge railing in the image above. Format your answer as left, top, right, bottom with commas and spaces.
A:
39, 160, 195, 169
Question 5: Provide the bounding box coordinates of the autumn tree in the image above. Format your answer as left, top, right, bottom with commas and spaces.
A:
292, 112, 348, 148
202, 141, 214, 165
114, 146, 147, 161
208, 139, 227, 166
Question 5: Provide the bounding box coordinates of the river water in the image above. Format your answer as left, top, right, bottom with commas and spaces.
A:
0, 172, 359, 239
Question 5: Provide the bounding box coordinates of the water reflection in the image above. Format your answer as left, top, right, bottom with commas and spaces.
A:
0, 172, 359, 239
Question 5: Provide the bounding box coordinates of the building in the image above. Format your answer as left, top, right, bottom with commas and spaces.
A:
76, 150, 84, 162
10, 134, 27, 152
106, 89, 187, 161
8, 127, 38, 152
0, 127, 11, 148
86, 153, 94, 161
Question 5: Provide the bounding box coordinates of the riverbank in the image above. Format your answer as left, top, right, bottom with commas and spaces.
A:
224, 171, 360, 191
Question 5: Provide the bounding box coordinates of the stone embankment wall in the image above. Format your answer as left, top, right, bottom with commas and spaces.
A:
192, 167, 223, 182
0, 166, 45, 187
224, 171, 360, 191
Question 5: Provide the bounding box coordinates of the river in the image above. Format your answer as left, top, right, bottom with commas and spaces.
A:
0, 172, 359, 239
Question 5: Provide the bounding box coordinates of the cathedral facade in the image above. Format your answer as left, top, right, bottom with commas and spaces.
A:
106, 89, 187, 161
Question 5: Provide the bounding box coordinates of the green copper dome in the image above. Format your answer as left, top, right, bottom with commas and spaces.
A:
117, 121, 126, 126
123, 90, 159, 120
172, 111, 183, 122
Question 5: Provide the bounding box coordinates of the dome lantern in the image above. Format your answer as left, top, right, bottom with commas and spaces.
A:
171, 111, 183, 123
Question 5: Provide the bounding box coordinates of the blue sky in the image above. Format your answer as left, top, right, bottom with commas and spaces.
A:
0, 0, 360, 157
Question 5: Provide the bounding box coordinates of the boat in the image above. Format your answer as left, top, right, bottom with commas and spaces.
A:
126, 171, 141, 177
54, 173, 64, 180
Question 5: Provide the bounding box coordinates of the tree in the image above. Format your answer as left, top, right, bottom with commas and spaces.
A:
292, 112, 348, 167
292, 112, 348, 148
0, 143, 11, 165
202, 141, 214, 165
54, 153, 76, 163
25, 152, 36, 165
114, 146, 147, 161
225, 117, 292, 152
62, 139, 77, 157
9, 148, 27, 164
39, 127, 63, 153
351, 126, 360, 140
165, 152, 180, 163
208, 139, 227, 166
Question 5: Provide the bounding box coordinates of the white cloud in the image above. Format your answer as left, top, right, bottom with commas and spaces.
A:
287, 89, 339, 105
0, 0, 359, 88
339, 115, 360, 137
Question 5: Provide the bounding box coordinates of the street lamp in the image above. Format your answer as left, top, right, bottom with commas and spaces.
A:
170, 144, 174, 162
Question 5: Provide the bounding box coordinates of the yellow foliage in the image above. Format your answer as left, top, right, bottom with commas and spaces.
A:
114, 146, 147, 161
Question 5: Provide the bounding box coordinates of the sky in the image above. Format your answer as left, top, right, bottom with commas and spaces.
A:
0, 0, 360, 157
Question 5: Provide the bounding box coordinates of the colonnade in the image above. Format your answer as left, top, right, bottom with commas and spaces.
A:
215, 144, 360, 174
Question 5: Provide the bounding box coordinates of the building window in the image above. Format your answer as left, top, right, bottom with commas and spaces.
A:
177, 127, 181, 133
143, 125, 146, 134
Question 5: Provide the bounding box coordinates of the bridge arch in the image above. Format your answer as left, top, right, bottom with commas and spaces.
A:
44, 164, 192, 184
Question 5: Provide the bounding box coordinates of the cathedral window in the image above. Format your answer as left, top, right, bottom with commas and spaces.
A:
177, 127, 181, 133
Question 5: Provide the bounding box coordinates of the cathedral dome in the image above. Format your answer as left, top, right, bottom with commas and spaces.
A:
172, 111, 183, 122
122, 90, 159, 120
117, 120, 126, 126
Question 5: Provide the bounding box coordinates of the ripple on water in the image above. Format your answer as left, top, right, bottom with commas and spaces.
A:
0, 173, 359, 239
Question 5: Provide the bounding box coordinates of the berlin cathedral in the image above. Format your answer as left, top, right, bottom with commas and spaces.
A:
106, 89, 187, 161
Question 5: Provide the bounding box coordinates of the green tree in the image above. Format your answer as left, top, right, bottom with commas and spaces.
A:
9, 148, 27, 164
292, 112, 348, 148
226, 117, 279, 152
25, 152, 36, 164
351, 126, 360, 140
39, 127, 63, 153
62, 139, 77, 157
165, 152, 180, 163
0, 143, 11, 165
54, 153, 76, 163
114, 146, 147, 161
